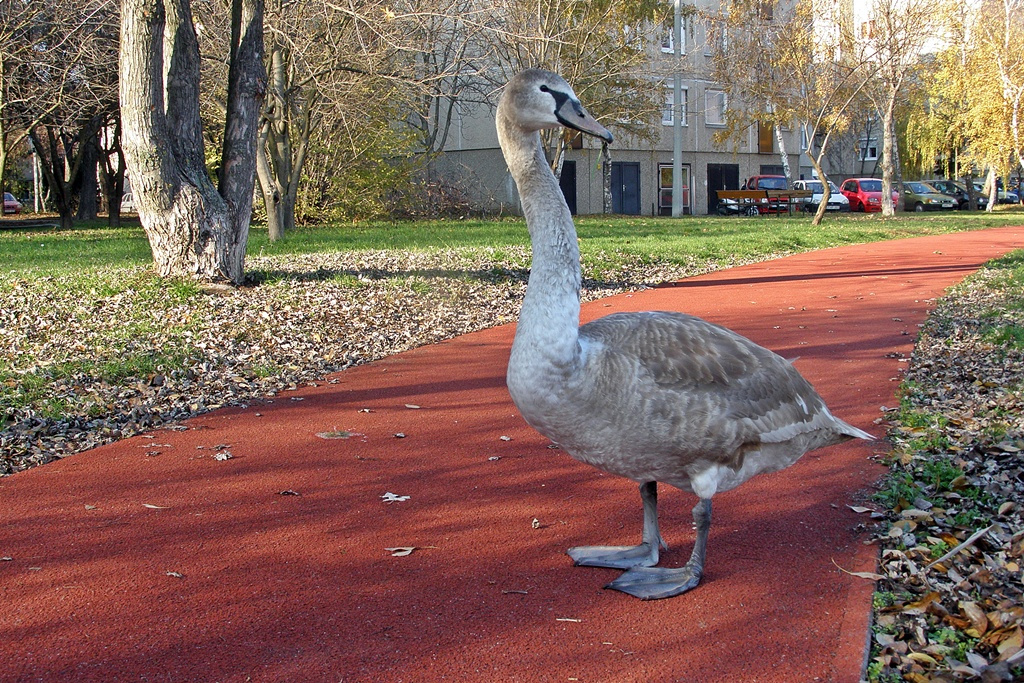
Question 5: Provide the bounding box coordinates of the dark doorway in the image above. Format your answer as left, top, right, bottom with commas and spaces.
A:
706, 163, 739, 214
611, 162, 641, 215
559, 160, 577, 214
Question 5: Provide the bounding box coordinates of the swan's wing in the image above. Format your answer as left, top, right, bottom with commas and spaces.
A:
579, 311, 861, 446
579, 311, 778, 388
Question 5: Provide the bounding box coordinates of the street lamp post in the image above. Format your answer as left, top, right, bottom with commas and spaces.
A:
672, 0, 684, 217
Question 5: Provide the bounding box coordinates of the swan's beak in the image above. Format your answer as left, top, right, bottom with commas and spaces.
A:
556, 98, 613, 144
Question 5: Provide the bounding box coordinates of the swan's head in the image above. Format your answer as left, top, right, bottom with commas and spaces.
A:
498, 69, 613, 143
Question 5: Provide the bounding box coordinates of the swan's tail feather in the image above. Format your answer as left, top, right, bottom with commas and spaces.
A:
837, 420, 875, 441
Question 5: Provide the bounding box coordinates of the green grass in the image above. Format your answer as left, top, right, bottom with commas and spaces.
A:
3, 209, 1022, 425
3, 210, 1023, 277
1, 349, 191, 420
970, 250, 1024, 349
872, 471, 921, 509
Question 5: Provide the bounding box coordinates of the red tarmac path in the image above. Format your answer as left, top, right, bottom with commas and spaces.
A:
2, 226, 1023, 683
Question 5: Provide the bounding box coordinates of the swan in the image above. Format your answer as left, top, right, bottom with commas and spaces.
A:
497, 69, 873, 600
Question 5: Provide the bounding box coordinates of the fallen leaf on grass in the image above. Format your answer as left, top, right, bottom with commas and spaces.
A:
966, 651, 989, 672
142, 503, 169, 509
404, 404, 421, 410
907, 652, 939, 667
900, 591, 940, 614
996, 626, 1023, 661
166, 571, 184, 579
832, 558, 884, 580
960, 601, 988, 636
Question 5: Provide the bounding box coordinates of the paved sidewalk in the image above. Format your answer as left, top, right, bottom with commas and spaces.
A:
2, 226, 1022, 682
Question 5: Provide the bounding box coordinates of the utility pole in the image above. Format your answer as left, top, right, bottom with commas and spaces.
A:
672, 0, 684, 217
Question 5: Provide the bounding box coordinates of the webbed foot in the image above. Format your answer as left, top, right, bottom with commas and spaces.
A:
568, 481, 666, 569
567, 541, 664, 569
605, 562, 703, 600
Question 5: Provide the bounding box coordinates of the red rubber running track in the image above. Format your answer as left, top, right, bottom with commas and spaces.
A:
2, 226, 1022, 683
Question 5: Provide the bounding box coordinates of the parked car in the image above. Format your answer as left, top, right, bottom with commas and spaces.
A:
742, 175, 788, 191
927, 178, 986, 210
995, 178, 1020, 204
902, 181, 957, 212
839, 177, 898, 213
121, 192, 135, 213
973, 182, 1020, 205
792, 179, 850, 212
3, 192, 22, 214
740, 174, 791, 214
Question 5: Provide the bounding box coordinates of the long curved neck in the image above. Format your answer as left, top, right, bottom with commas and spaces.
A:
498, 116, 582, 369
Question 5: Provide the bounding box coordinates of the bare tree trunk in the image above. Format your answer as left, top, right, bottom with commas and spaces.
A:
774, 126, 792, 181
804, 138, 830, 226
984, 167, 997, 211
880, 96, 896, 216
29, 122, 97, 230
99, 113, 127, 227
892, 130, 904, 212
552, 134, 567, 181
256, 127, 284, 241
120, 0, 264, 284
76, 127, 99, 221
28, 128, 73, 229
601, 141, 612, 214
256, 43, 312, 241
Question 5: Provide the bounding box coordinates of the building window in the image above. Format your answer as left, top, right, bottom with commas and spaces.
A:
705, 89, 727, 126
704, 17, 727, 57
662, 85, 688, 126
661, 17, 687, 53
758, 121, 773, 153
858, 137, 878, 161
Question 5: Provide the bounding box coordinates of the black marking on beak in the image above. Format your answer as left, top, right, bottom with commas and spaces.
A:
544, 86, 613, 143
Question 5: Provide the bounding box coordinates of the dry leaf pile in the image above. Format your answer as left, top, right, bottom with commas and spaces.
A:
1, 247, 702, 474
869, 259, 1024, 683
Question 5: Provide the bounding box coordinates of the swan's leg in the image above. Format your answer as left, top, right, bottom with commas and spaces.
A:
567, 481, 666, 569
604, 497, 712, 600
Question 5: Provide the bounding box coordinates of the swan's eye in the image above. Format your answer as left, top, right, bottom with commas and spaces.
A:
539, 85, 550, 93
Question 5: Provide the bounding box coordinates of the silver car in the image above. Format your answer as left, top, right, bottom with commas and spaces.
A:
792, 179, 850, 212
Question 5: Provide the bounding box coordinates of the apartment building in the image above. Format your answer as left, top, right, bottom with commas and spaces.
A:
431, 4, 806, 216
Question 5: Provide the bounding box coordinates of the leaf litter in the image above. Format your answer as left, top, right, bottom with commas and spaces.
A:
0, 249, 718, 475
867, 260, 1024, 682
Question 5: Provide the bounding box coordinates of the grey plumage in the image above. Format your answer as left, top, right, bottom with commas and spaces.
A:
497, 69, 872, 600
